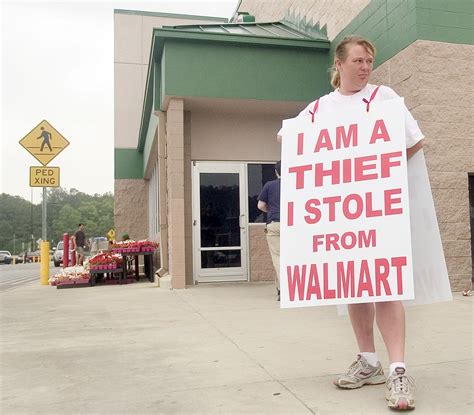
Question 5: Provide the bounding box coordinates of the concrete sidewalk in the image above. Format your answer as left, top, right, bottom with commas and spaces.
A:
1, 280, 472, 414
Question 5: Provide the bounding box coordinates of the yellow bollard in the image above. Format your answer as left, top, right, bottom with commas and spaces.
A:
40, 241, 50, 285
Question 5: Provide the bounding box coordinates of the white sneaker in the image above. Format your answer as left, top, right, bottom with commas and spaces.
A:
334, 354, 385, 389
385, 367, 415, 410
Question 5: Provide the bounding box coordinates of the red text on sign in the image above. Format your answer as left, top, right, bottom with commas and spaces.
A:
288, 151, 402, 189
286, 256, 407, 301
295, 119, 391, 156
302, 188, 403, 224
313, 229, 376, 252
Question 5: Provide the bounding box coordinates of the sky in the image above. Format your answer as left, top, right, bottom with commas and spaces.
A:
0, 0, 238, 203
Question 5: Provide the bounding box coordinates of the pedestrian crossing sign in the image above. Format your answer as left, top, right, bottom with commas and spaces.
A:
107, 229, 116, 241
19, 120, 70, 166
29, 166, 60, 187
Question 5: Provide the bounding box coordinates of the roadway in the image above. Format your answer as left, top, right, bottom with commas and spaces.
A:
0, 262, 57, 293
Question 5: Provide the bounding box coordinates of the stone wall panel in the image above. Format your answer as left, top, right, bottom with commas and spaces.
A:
249, 225, 276, 282
114, 179, 148, 240
450, 274, 470, 292
455, 222, 471, 241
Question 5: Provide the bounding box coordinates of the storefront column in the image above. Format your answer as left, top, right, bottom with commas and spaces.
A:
115, 179, 148, 240
166, 98, 186, 288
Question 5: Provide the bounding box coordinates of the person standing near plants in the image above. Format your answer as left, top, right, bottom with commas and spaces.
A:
74, 223, 89, 265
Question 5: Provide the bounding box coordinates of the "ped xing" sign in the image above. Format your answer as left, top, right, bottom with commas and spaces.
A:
29, 166, 60, 187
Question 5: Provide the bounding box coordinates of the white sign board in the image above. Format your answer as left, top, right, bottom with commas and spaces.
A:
280, 98, 414, 308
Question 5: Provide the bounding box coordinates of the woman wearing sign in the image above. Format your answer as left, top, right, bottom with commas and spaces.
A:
278, 35, 449, 411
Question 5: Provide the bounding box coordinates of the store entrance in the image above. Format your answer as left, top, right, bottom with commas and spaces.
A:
192, 162, 248, 283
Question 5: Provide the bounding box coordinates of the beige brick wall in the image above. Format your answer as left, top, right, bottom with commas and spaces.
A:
166, 99, 186, 289
239, 0, 370, 40
367, 39, 474, 291
190, 110, 281, 162
249, 225, 277, 282
114, 179, 148, 240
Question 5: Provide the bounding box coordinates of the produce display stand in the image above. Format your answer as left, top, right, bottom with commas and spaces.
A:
56, 278, 91, 289
50, 242, 157, 290
102, 276, 136, 285
50, 265, 91, 289
88, 267, 124, 286
142, 251, 155, 282
112, 249, 156, 283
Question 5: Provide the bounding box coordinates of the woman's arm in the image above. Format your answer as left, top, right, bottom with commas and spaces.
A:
407, 139, 424, 159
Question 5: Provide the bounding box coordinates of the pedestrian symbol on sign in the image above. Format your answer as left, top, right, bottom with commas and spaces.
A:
19, 120, 70, 166
37, 127, 53, 152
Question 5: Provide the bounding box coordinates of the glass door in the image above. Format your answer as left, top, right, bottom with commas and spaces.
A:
192, 162, 248, 282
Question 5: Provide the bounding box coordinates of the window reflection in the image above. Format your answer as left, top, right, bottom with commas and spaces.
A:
200, 173, 240, 248
201, 250, 241, 268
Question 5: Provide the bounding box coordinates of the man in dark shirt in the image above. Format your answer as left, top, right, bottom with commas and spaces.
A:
74, 223, 88, 265
257, 161, 281, 300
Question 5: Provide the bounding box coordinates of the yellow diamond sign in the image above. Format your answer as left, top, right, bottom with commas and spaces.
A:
107, 229, 116, 241
19, 120, 70, 166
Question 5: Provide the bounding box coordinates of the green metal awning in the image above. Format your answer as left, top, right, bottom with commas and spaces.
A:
137, 19, 331, 153
162, 20, 328, 42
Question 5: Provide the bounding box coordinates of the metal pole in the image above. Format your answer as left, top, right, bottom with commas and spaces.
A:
40, 187, 49, 285
30, 188, 33, 251
42, 187, 47, 241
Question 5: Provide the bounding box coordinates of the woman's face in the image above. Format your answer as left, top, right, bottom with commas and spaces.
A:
336, 43, 373, 93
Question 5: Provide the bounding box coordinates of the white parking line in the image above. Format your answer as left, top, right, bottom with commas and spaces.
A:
0, 277, 39, 288
10, 279, 34, 285
0, 276, 38, 283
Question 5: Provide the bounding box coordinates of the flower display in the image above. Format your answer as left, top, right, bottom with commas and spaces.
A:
49, 266, 90, 286
88, 252, 123, 270
111, 239, 159, 253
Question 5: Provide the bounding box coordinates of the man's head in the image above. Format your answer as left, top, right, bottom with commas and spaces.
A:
78, 223, 85, 230
275, 161, 281, 178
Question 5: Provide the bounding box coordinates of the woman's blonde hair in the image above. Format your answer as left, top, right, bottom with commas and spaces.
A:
330, 36, 376, 89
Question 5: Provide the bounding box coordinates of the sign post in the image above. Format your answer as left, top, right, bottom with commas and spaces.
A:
19, 120, 70, 284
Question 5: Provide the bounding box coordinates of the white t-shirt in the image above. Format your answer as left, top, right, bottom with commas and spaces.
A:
280, 84, 424, 148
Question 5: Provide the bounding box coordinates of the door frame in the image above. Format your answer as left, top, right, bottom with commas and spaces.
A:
191, 161, 249, 283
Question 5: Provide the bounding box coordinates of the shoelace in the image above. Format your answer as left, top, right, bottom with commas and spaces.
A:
391, 373, 415, 394
347, 358, 365, 375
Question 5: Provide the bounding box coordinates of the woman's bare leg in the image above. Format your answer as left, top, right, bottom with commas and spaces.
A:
375, 301, 405, 363
348, 303, 376, 352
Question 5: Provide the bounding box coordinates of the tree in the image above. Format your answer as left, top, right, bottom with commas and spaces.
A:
0, 188, 114, 254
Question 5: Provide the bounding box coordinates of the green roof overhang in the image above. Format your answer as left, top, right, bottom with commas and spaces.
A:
138, 25, 330, 152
